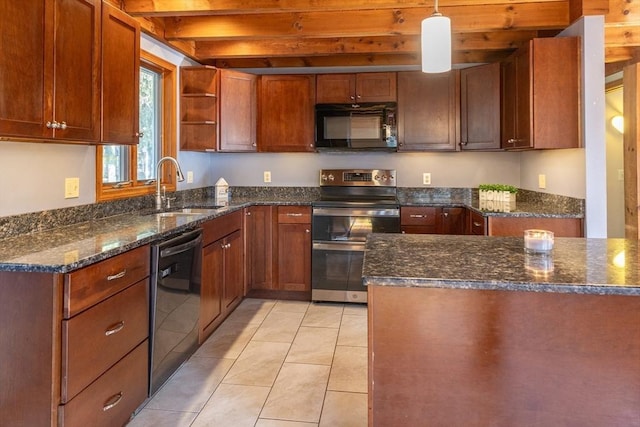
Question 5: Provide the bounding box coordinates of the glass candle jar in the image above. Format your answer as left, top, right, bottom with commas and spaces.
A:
523, 229, 554, 254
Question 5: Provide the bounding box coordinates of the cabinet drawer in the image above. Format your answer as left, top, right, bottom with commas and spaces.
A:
469, 211, 486, 235
64, 245, 150, 318
202, 210, 243, 245
401, 207, 438, 226
61, 279, 149, 402
278, 206, 311, 224
59, 340, 148, 427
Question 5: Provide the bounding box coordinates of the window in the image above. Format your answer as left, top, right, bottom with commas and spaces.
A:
96, 51, 176, 201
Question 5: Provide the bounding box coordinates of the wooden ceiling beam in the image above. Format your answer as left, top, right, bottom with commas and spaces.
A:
163, 3, 568, 40
123, 0, 563, 16
194, 31, 538, 58
605, 24, 640, 47
568, 0, 608, 23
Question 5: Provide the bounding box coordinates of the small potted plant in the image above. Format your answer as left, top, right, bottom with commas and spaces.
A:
478, 184, 518, 211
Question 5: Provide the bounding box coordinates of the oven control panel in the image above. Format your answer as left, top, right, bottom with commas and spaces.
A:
319, 169, 396, 186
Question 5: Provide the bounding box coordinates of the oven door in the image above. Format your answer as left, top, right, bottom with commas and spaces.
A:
311, 207, 400, 242
312, 242, 366, 303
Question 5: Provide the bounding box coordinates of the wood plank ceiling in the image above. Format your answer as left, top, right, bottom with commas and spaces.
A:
119, 0, 640, 71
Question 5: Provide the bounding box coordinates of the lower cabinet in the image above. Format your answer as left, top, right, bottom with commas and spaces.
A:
468, 210, 487, 235
401, 206, 466, 235
245, 205, 312, 299
200, 210, 244, 342
276, 206, 312, 292
487, 216, 583, 237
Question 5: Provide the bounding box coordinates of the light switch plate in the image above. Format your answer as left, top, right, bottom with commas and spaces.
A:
64, 177, 80, 199
187, 171, 194, 183
538, 174, 546, 189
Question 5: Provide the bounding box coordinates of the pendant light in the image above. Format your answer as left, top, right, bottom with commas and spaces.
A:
421, 0, 451, 73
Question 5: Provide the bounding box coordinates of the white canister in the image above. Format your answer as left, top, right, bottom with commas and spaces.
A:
215, 177, 229, 206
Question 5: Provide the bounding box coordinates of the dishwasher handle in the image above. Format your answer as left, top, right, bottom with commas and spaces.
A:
159, 232, 203, 258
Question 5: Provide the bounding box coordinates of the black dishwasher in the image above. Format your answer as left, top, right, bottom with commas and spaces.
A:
149, 228, 202, 396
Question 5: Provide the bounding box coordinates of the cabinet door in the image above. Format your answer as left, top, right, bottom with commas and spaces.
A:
401, 207, 439, 234
468, 210, 487, 235
101, 3, 140, 144
223, 230, 244, 310
356, 72, 397, 102
316, 74, 356, 103
200, 241, 223, 342
220, 70, 257, 151
0, 2, 53, 138
397, 71, 459, 151
259, 75, 315, 152
440, 207, 466, 235
245, 206, 274, 291
460, 63, 500, 150
277, 222, 311, 292
53, 0, 101, 142
502, 44, 532, 149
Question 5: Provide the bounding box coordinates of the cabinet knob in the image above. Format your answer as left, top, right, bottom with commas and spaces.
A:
350, 95, 355, 101
246, 211, 251, 216
460, 140, 468, 146
356, 94, 362, 99
305, 229, 310, 233
46, 121, 54, 129
104, 321, 125, 336
135, 132, 144, 137
103, 392, 124, 412
252, 143, 257, 147
59, 121, 67, 130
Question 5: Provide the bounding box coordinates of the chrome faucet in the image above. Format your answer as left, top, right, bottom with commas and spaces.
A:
155, 156, 185, 210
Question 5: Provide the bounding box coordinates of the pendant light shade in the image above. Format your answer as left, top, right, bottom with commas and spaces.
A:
421, 3, 451, 73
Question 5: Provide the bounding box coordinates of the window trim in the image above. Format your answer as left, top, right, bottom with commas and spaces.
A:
96, 50, 177, 201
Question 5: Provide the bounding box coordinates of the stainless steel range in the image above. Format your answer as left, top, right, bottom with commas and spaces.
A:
312, 169, 400, 303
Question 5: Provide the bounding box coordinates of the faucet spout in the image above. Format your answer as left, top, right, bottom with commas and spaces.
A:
156, 156, 185, 210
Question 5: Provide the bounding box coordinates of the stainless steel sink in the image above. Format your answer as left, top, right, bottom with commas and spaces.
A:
141, 207, 224, 217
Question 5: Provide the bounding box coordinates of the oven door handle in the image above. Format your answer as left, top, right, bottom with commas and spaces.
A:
313, 242, 365, 252
312, 208, 399, 217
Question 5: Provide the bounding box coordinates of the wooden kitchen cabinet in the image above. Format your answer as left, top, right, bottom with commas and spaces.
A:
0, 0, 101, 142
200, 210, 244, 342
468, 210, 487, 235
0, 245, 152, 426
397, 71, 459, 151
245, 206, 274, 292
180, 67, 258, 152
259, 75, 316, 152
487, 216, 583, 237
401, 206, 466, 235
276, 206, 312, 292
460, 63, 501, 150
101, 2, 140, 144
502, 37, 580, 150
316, 72, 397, 103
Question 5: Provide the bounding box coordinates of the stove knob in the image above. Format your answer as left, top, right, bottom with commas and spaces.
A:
321, 174, 327, 182
328, 174, 335, 181
374, 175, 380, 180
382, 175, 387, 180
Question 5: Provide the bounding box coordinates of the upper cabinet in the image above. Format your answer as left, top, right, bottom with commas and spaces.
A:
397, 71, 459, 151
502, 37, 580, 150
0, 0, 101, 142
101, 3, 140, 145
180, 67, 258, 152
259, 74, 316, 152
316, 72, 397, 104
460, 63, 501, 151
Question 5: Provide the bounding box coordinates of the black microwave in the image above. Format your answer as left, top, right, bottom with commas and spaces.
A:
315, 102, 397, 151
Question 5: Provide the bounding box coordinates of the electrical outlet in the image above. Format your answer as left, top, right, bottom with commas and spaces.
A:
264, 171, 272, 183
423, 173, 431, 185
538, 174, 546, 189
64, 177, 80, 199
187, 171, 194, 183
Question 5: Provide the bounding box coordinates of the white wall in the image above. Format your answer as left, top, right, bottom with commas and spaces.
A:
209, 151, 521, 187
520, 149, 585, 198
605, 86, 625, 237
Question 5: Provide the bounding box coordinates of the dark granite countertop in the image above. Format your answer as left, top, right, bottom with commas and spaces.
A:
0, 197, 311, 274
362, 234, 640, 296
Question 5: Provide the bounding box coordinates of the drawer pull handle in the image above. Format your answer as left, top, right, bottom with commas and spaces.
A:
105, 321, 125, 336
473, 222, 482, 227
103, 392, 123, 412
107, 269, 126, 281
409, 214, 425, 218
286, 213, 303, 217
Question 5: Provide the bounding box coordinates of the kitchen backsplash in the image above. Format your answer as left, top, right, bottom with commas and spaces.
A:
0, 186, 583, 240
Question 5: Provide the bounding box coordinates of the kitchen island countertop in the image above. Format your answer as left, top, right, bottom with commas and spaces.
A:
362, 233, 640, 296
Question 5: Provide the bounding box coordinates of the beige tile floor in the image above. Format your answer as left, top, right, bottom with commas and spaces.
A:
128, 298, 369, 427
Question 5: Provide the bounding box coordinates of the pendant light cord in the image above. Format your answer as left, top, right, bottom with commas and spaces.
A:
433, 0, 442, 17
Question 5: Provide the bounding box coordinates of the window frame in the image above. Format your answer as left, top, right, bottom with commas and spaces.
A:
96, 50, 177, 201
